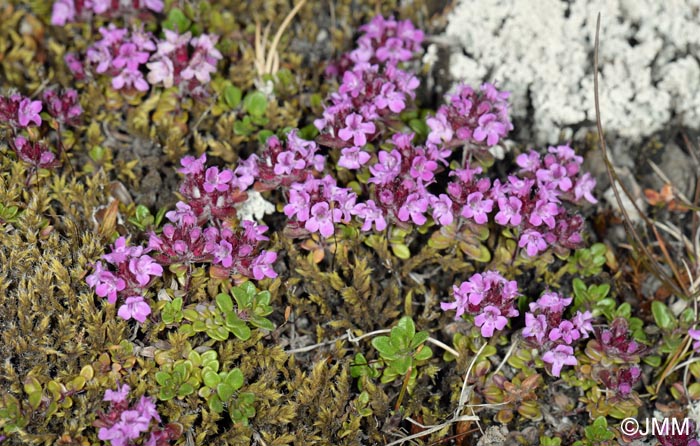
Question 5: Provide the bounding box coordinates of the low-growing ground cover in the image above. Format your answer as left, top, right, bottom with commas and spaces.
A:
1, 1, 700, 445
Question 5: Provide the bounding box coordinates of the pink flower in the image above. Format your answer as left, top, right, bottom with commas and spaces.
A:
51, 0, 75, 26
117, 296, 152, 323
374, 83, 406, 113
409, 155, 437, 182
208, 239, 233, 268
103, 236, 141, 265
112, 69, 149, 92
18, 98, 42, 127
284, 188, 311, 221
430, 194, 453, 226
426, 112, 453, 145
529, 291, 572, 314
376, 37, 412, 62
144, 0, 164, 12
518, 229, 547, 257
494, 196, 523, 226
112, 43, 150, 72
103, 384, 131, 403
548, 320, 580, 344
352, 200, 387, 231
474, 305, 508, 338
529, 199, 559, 229
368, 150, 402, 184
338, 70, 365, 98
64, 53, 85, 79
165, 202, 196, 226
536, 164, 572, 192
178, 153, 206, 175
473, 113, 507, 146
690, 329, 700, 352
461, 192, 493, 224
305, 202, 340, 237
251, 250, 277, 280
146, 58, 175, 87
542, 344, 578, 377
574, 172, 598, 204
203, 166, 233, 193
516, 151, 541, 172
338, 146, 371, 170
338, 113, 375, 147
397, 193, 428, 225
86, 262, 126, 305
242, 220, 270, 242
572, 310, 594, 338
522, 313, 548, 343
274, 151, 305, 175
128, 255, 163, 286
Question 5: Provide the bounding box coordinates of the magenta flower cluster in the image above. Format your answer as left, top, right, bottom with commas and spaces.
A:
597, 366, 641, 399
315, 15, 423, 149
51, 0, 163, 26
96, 384, 179, 446
0, 89, 82, 171
441, 271, 520, 338
249, 129, 326, 191
86, 237, 163, 323
592, 317, 644, 362
426, 82, 513, 148
69, 25, 221, 94
147, 154, 277, 281
0, 93, 42, 128
326, 15, 424, 77
521, 291, 593, 376
283, 174, 356, 238
447, 144, 596, 257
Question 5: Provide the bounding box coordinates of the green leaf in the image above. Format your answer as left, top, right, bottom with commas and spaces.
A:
217, 382, 234, 401
408, 118, 429, 138
243, 91, 268, 117
154, 206, 168, 227
572, 278, 587, 298
256, 290, 271, 307
233, 117, 254, 136
178, 383, 195, 397
257, 130, 274, 144
27, 391, 42, 410
134, 204, 152, 222
390, 356, 412, 375
299, 123, 319, 140
155, 372, 172, 386
209, 394, 224, 413
223, 85, 242, 109
391, 243, 411, 259
643, 355, 662, 367
396, 316, 416, 340
203, 370, 221, 388
250, 315, 275, 331
159, 388, 176, 401
163, 8, 192, 33
216, 293, 234, 313
410, 331, 429, 349
227, 318, 251, 340
651, 301, 676, 330
225, 369, 245, 390
232, 282, 255, 308
371, 336, 397, 358
182, 308, 200, 321
414, 345, 433, 361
